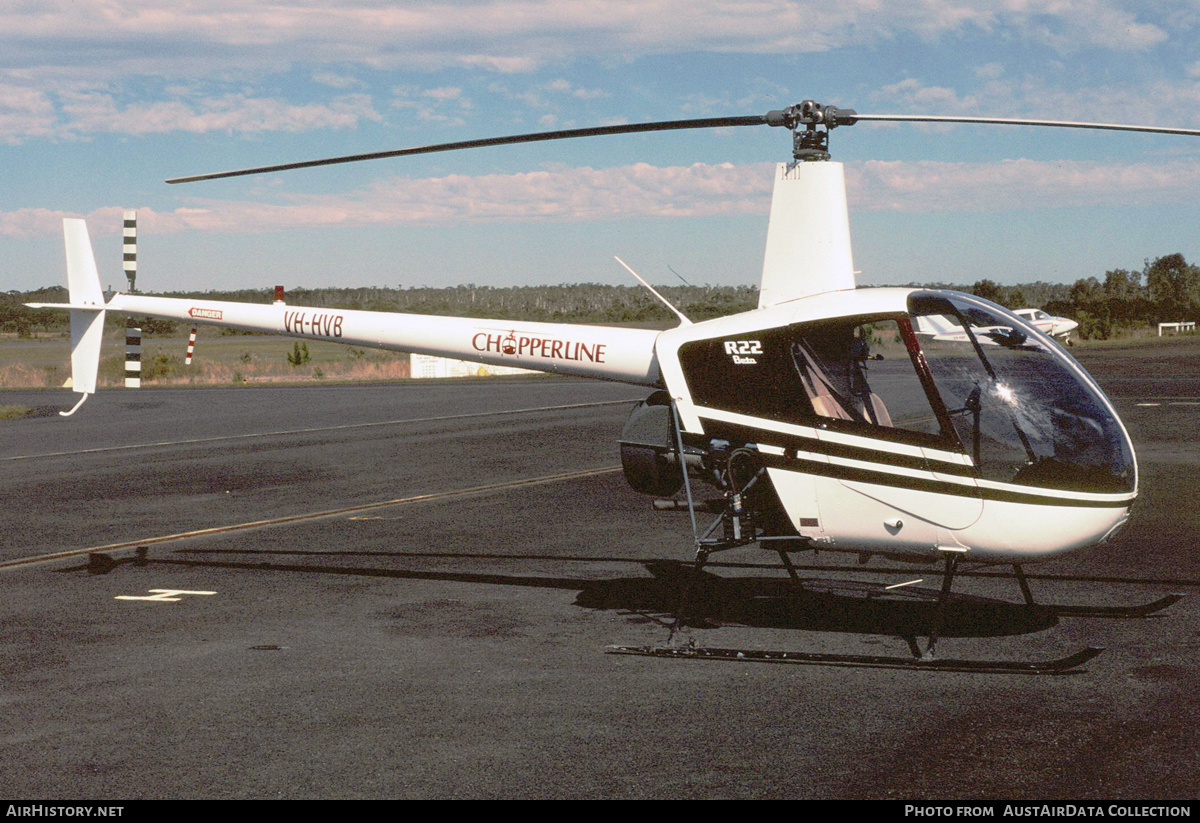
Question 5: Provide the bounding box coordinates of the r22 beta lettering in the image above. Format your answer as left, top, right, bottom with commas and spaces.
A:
723, 340, 762, 356
723, 339, 762, 365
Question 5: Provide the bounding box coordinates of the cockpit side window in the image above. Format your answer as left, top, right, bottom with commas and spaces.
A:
677, 316, 953, 447
789, 318, 945, 440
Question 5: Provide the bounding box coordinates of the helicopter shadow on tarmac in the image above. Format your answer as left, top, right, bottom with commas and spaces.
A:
579, 560, 1062, 646
73, 547, 1067, 649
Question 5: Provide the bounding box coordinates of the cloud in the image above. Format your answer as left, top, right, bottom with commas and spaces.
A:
849, 158, 1200, 212
0, 83, 57, 144
0, 2, 1190, 146
1011, 1, 1168, 53
7, 156, 1200, 240
58, 92, 382, 137
178, 161, 777, 232
0, 207, 83, 239
0, 1, 1180, 82
0, 85, 382, 143
391, 85, 475, 126
870, 75, 1200, 128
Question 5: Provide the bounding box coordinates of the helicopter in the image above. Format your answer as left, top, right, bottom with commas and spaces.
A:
30, 101, 1200, 672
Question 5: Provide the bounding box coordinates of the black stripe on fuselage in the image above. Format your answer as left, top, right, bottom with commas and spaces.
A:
696, 414, 1132, 510
696, 415, 973, 477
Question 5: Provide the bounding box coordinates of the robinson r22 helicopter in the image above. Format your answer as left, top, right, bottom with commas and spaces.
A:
32, 101, 1200, 672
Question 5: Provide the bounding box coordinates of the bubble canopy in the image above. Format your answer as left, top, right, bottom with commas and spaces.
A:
907, 292, 1136, 495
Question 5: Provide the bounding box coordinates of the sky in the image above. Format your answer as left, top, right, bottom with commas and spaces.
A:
2, 0, 1200, 295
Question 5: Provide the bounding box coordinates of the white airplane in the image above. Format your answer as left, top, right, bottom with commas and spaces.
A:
1014, 308, 1079, 344
911, 312, 1027, 345
31, 101, 1196, 671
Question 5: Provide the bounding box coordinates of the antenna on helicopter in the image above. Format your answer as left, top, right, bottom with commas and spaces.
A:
614, 256, 692, 326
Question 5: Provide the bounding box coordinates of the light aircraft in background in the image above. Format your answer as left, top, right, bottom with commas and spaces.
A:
30, 101, 1199, 672
1014, 308, 1080, 345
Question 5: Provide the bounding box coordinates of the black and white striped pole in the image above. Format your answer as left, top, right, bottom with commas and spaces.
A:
125, 322, 141, 388
123, 210, 137, 293
123, 210, 142, 387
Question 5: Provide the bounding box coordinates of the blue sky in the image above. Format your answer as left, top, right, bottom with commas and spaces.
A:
2, 1, 1199, 294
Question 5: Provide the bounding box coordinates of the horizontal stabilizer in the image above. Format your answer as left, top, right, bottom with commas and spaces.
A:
25, 302, 105, 311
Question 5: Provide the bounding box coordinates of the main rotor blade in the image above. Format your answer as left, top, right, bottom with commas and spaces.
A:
852, 113, 1200, 137
166, 115, 769, 184
167, 104, 1200, 185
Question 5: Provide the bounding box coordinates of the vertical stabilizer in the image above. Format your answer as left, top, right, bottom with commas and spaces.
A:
757, 161, 855, 308
62, 219, 106, 410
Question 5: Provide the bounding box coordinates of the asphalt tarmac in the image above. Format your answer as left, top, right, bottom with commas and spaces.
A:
1, 340, 1198, 800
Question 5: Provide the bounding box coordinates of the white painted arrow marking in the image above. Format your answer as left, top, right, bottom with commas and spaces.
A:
115, 589, 217, 602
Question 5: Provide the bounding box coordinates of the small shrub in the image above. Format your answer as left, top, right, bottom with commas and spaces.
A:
287, 341, 310, 367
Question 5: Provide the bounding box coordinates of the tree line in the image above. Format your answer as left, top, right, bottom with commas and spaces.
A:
4, 253, 1197, 341
0, 283, 760, 337
965, 253, 1200, 340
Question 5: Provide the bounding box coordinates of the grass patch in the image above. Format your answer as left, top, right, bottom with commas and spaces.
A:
0, 404, 34, 420
0, 334, 415, 389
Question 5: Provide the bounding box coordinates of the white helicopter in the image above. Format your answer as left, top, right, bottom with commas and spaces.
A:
31, 102, 1199, 672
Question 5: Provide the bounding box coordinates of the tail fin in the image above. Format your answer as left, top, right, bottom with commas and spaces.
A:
26, 219, 107, 415
63, 219, 107, 410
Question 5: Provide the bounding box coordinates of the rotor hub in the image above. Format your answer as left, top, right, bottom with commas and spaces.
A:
765, 100, 859, 161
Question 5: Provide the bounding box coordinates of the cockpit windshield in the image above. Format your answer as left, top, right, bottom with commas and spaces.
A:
908, 292, 1135, 493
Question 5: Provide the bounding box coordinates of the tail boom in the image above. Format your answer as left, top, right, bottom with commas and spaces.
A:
106, 293, 664, 386
31, 218, 664, 404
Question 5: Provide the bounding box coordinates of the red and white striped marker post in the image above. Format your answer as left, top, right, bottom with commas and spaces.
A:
185, 328, 197, 364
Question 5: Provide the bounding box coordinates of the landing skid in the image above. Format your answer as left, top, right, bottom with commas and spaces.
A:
649, 548, 1179, 673
644, 409, 1179, 674
1049, 594, 1184, 619
607, 643, 1104, 675
796, 576, 1184, 621
1010, 564, 1185, 618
